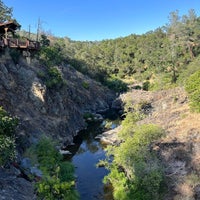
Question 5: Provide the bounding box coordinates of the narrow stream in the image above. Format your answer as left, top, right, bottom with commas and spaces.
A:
66, 114, 118, 200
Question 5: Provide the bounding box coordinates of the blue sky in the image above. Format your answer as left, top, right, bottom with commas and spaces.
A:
3, 0, 200, 41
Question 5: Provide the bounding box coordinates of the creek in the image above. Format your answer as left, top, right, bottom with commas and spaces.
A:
66, 112, 119, 200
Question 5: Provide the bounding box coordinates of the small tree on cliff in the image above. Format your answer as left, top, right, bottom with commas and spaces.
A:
0, 0, 13, 22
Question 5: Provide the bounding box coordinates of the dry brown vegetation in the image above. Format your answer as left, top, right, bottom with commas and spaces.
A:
121, 87, 200, 200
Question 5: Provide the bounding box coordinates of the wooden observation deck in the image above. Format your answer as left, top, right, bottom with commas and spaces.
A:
0, 21, 40, 50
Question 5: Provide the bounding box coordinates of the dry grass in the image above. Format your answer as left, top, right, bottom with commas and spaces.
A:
176, 183, 194, 199
176, 113, 200, 133
174, 173, 200, 200
122, 86, 200, 199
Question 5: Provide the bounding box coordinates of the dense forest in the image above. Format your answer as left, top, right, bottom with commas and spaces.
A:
37, 9, 200, 93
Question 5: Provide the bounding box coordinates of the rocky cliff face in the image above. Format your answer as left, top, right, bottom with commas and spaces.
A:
0, 54, 115, 150
0, 53, 116, 200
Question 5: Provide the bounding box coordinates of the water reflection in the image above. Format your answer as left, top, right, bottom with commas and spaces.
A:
67, 122, 103, 157
66, 122, 113, 200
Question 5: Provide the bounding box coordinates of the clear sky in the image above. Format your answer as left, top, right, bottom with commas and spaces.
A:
3, 0, 200, 41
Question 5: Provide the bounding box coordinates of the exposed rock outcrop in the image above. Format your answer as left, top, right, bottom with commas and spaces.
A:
0, 55, 115, 149
0, 167, 36, 200
95, 125, 122, 145
0, 54, 116, 199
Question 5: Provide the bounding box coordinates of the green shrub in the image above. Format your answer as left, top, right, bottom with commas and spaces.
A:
149, 73, 177, 91
178, 55, 200, 85
185, 70, 200, 112
0, 107, 18, 166
45, 67, 66, 89
103, 165, 128, 200
39, 43, 65, 67
35, 137, 62, 174
59, 161, 75, 182
37, 71, 46, 79
34, 137, 79, 200
0, 135, 16, 166
103, 121, 165, 200
37, 168, 78, 200
104, 76, 128, 93
142, 80, 150, 91
83, 112, 94, 121
0, 109, 18, 136
118, 112, 144, 138
82, 81, 89, 89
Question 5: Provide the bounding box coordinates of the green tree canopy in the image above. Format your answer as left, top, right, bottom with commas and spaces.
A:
0, 0, 13, 22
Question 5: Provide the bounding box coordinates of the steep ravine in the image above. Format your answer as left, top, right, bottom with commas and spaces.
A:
0, 55, 115, 199
0, 55, 115, 148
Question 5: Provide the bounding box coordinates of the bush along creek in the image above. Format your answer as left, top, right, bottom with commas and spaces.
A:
24, 136, 79, 200
100, 104, 167, 200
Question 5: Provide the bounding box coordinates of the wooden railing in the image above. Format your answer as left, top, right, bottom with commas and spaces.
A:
0, 38, 40, 50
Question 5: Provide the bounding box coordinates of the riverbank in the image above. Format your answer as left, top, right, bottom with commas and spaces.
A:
99, 87, 200, 199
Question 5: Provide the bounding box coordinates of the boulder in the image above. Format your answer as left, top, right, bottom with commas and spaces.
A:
95, 125, 122, 145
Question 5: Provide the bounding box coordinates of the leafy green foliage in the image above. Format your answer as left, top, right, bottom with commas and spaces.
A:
114, 124, 164, 168
35, 137, 62, 174
0, 107, 18, 137
39, 40, 66, 67
38, 38, 67, 89
38, 66, 66, 89
0, 0, 13, 22
104, 76, 128, 93
82, 81, 89, 89
149, 73, 177, 91
34, 137, 79, 200
40, 34, 50, 47
83, 112, 94, 121
37, 174, 78, 200
59, 161, 75, 182
185, 70, 200, 112
118, 112, 144, 139
45, 67, 66, 89
0, 135, 16, 166
142, 80, 150, 91
103, 111, 165, 200
178, 54, 200, 85
0, 107, 18, 166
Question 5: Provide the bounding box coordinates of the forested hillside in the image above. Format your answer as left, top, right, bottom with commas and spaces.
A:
41, 9, 200, 92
